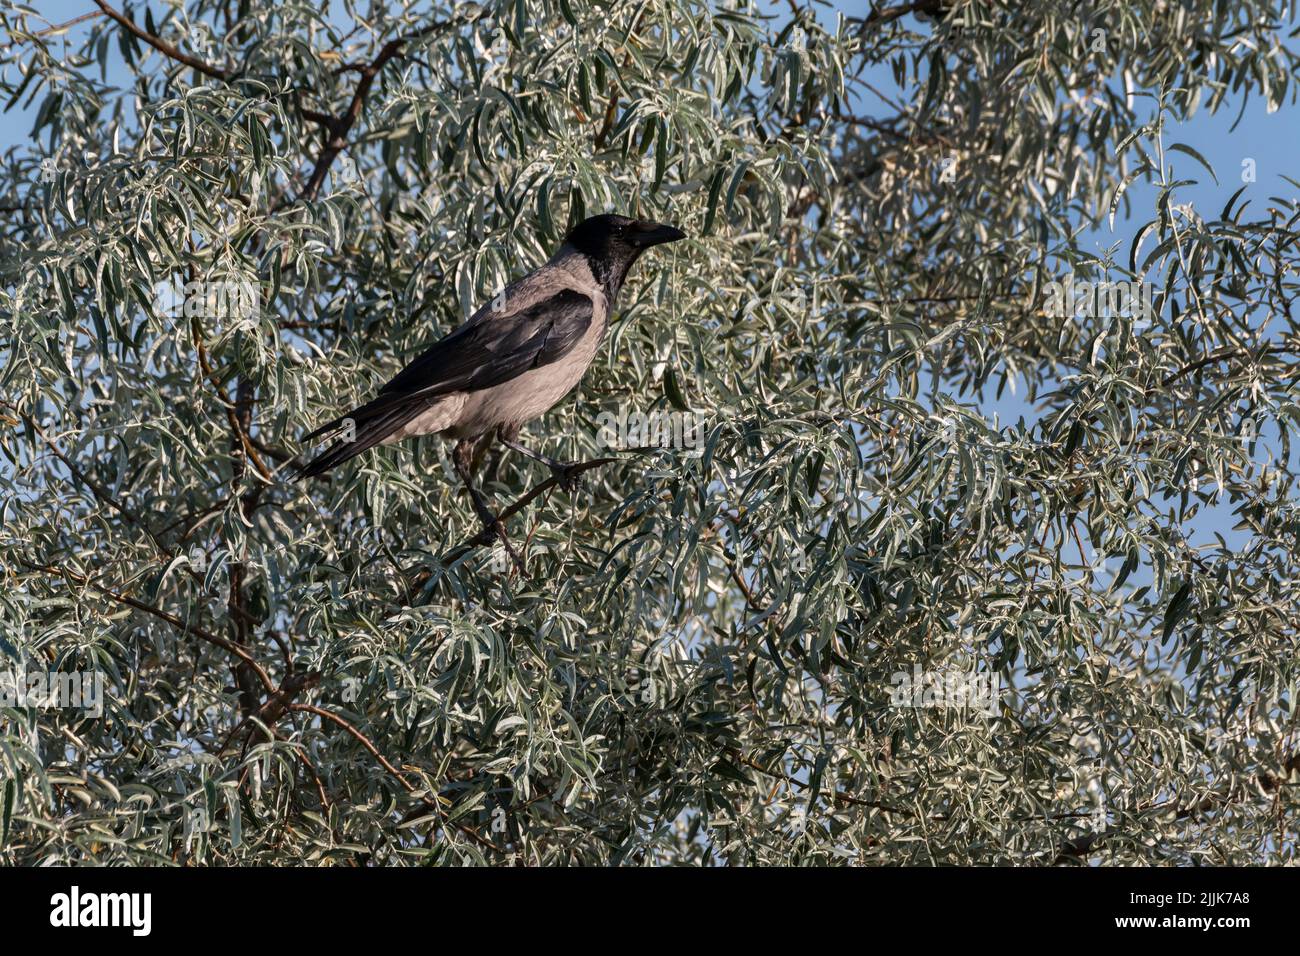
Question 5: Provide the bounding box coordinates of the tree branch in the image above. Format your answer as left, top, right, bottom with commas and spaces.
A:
286, 704, 506, 853
853, 0, 946, 34
592, 6, 648, 150
6, 402, 161, 546
289, 703, 426, 797
216, 670, 321, 753
297, 12, 490, 203
93, 1, 231, 80
190, 317, 274, 484
27, 561, 274, 692
1161, 344, 1290, 387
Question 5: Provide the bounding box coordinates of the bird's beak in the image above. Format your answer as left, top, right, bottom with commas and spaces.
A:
632, 221, 687, 247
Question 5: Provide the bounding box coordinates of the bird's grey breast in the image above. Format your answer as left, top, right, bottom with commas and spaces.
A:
448, 250, 609, 438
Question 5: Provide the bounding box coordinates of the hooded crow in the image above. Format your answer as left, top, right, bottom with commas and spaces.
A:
296, 213, 685, 550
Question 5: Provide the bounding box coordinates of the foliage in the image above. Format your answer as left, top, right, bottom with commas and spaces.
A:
2, 0, 1300, 864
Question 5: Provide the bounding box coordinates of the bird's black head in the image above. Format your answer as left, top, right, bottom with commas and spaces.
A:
563, 214, 686, 290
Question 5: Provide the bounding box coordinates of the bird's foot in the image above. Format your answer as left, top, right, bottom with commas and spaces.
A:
550, 462, 584, 493
473, 518, 526, 574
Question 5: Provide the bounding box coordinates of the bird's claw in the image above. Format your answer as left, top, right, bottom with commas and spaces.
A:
472, 519, 500, 546
552, 464, 583, 493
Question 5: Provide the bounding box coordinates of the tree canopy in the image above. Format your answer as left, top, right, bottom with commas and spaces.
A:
2, 0, 1300, 864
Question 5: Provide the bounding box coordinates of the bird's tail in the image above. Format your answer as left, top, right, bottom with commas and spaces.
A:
294, 393, 426, 480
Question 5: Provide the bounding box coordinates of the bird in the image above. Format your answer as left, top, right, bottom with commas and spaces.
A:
296, 213, 686, 561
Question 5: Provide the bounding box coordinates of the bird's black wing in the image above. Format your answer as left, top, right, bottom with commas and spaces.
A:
296, 289, 594, 477
378, 288, 594, 399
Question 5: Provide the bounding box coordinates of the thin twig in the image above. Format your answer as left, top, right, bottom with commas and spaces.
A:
733, 753, 920, 817
441, 457, 619, 562
30, 11, 104, 38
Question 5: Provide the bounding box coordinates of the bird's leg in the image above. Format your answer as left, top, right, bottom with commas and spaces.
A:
498, 431, 584, 492
452, 438, 524, 573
